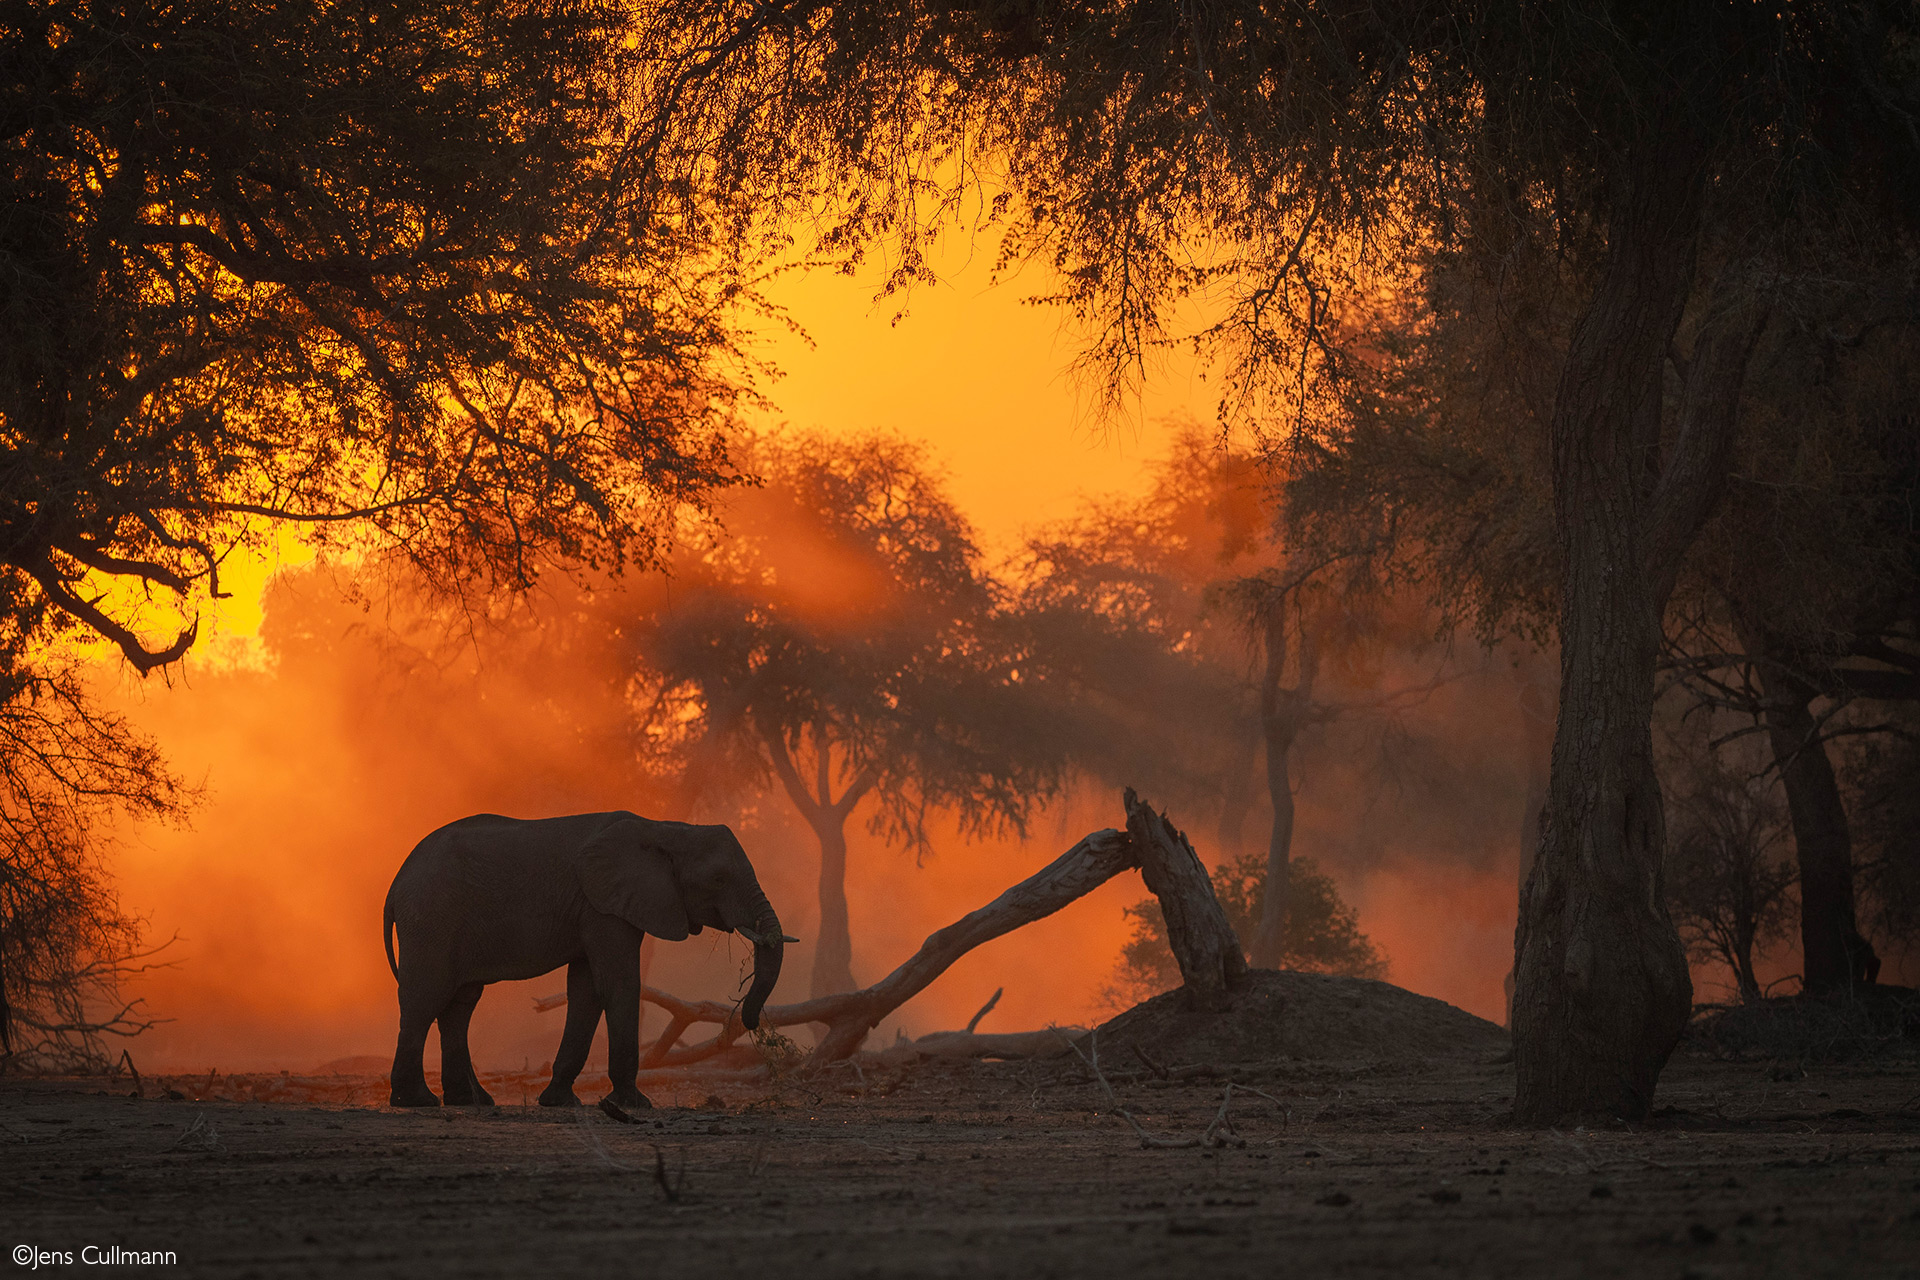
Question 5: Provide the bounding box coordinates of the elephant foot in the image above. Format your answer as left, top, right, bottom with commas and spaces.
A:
389, 1083, 442, 1108
536, 1083, 580, 1108
444, 1081, 494, 1106
603, 1085, 654, 1111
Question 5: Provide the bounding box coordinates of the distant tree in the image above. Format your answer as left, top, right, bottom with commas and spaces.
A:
1660, 737, 1797, 1006
625, 431, 1059, 998
1107, 851, 1386, 1009
1017, 428, 1449, 970
1011, 429, 1267, 839
1667, 285, 1920, 993
0, 659, 186, 1069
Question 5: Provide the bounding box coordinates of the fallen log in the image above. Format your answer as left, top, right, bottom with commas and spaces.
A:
794, 826, 1140, 1061
530, 792, 1248, 1069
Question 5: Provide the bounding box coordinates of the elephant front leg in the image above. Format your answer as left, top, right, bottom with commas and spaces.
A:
438, 982, 493, 1106
601, 988, 653, 1111
538, 960, 602, 1108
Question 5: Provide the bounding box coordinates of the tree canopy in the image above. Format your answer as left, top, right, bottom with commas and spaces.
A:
4, 0, 747, 678
620, 0, 1920, 1119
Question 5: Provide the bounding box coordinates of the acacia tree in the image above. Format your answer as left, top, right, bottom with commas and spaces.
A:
1659, 734, 1797, 1005
626, 430, 1059, 998
1, 0, 748, 1061
621, 0, 1920, 1116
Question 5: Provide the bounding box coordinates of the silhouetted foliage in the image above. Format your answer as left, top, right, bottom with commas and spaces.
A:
0, 660, 187, 1071
620, 0, 1920, 1115
1015, 427, 1454, 969
1106, 851, 1385, 1010
5, 0, 746, 674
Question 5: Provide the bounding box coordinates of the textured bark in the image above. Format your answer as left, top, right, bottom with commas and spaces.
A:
1514, 137, 1767, 1123
1505, 652, 1557, 1026
1126, 788, 1247, 1012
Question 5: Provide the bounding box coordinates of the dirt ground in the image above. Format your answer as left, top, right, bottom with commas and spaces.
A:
7, 1043, 1920, 1279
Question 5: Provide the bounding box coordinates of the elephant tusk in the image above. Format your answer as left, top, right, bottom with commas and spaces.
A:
736, 926, 762, 946
777, 933, 799, 943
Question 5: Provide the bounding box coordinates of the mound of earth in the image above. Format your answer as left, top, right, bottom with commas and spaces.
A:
1084, 969, 1506, 1065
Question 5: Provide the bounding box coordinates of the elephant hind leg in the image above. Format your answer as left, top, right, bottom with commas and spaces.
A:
390, 992, 442, 1108
438, 981, 492, 1106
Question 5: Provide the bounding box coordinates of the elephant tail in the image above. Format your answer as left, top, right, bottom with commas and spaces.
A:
383, 893, 400, 982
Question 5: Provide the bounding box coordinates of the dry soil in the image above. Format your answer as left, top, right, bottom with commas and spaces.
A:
7, 999, 1920, 1278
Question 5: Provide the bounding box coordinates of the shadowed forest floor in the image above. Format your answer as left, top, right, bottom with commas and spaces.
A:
6, 1047, 1919, 1278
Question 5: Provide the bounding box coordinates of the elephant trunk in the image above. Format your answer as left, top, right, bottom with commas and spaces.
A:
740, 896, 785, 1031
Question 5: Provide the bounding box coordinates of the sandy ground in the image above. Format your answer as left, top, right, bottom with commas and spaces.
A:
6, 1049, 1920, 1278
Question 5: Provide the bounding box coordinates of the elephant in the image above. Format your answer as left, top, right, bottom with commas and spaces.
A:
382, 811, 792, 1109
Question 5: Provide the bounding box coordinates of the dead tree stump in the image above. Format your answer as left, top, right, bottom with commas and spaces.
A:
1126, 787, 1247, 1012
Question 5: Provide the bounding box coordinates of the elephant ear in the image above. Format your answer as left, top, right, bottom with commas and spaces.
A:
577, 819, 691, 941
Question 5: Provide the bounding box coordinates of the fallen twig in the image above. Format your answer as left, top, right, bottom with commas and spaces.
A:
1232, 1083, 1292, 1128
966, 988, 1004, 1033
165, 1115, 219, 1153
1064, 1029, 1200, 1150
1202, 1084, 1247, 1149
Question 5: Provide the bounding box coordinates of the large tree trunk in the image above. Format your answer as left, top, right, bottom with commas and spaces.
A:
1752, 659, 1879, 993
1513, 136, 1766, 1122
1505, 651, 1557, 1026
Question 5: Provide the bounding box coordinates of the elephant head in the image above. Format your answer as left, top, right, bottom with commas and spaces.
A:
577, 817, 793, 1028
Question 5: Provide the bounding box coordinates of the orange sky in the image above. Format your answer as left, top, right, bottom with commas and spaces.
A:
745, 244, 1211, 552
99, 248, 1537, 1074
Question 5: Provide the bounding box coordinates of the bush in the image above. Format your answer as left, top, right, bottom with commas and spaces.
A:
1104, 851, 1386, 1008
